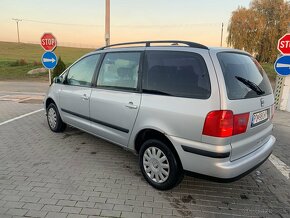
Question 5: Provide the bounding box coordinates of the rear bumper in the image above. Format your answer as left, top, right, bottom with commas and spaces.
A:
169, 135, 275, 179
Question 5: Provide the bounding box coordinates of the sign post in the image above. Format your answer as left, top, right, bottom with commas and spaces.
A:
40, 33, 57, 84
275, 24, 290, 112
274, 56, 290, 76
277, 34, 290, 55
41, 33, 57, 51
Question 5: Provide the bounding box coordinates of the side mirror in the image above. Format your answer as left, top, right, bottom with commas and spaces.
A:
53, 76, 61, 84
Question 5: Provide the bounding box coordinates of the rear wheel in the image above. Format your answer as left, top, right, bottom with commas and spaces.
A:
139, 139, 183, 190
47, 103, 66, 132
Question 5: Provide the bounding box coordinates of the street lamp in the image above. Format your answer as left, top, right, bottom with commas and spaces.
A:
12, 18, 22, 43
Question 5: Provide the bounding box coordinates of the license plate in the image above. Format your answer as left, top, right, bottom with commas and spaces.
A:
251, 110, 268, 127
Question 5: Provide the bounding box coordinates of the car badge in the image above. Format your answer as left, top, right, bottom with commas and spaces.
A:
260, 98, 265, 107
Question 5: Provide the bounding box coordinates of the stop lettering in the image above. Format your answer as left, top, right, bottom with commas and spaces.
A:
277, 34, 290, 55
42, 38, 55, 46
40, 33, 57, 51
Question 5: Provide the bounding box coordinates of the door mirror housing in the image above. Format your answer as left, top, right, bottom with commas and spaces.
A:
53, 76, 61, 84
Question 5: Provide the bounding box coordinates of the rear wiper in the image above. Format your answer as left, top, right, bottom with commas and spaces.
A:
142, 89, 172, 96
235, 76, 265, 95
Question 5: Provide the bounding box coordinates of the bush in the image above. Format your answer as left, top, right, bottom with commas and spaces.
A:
10, 59, 28, 66
33, 60, 42, 66
52, 57, 66, 80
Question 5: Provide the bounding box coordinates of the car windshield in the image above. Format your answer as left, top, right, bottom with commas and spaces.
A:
217, 52, 272, 100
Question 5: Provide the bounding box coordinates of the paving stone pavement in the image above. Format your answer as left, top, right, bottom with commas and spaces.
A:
0, 101, 289, 218
272, 111, 290, 166
0, 101, 42, 123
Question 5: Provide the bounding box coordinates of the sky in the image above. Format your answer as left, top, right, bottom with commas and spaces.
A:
0, 0, 252, 48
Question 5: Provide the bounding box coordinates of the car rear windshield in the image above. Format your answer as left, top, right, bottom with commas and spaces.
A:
143, 51, 211, 99
217, 52, 272, 100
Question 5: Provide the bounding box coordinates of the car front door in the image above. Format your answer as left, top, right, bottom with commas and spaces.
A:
89, 51, 142, 146
59, 54, 100, 132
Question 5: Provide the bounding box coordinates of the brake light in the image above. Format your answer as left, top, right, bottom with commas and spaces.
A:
202, 110, 233, 137
203, 110, 249, 138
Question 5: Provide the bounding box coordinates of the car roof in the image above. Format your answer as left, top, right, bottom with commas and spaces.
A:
95, 40, 209, 51
208, 47, 250, 55
86, 41, 250, 56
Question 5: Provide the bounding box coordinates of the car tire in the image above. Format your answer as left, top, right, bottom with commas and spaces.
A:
47, 103, 66, 132
139, 139, 183, 190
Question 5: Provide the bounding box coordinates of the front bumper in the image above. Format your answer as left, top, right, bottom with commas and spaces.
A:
169, 135, 275, 179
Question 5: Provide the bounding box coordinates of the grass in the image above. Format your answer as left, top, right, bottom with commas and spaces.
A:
0, 41, 93, 81
261, 63, 276, 82
0, 41, 277, 82
0, 61, 48, 81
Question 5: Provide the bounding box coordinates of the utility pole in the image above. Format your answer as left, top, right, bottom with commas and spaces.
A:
105, 0, 110, 46
12, 18, 22, 43
220, 22, 224, 47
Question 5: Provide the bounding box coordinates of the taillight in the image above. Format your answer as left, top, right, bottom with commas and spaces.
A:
202, 110, 233, 137
233, 113, 249, 135
203, 110, 249, 138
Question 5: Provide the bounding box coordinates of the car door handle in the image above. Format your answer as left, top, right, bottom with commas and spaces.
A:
82, 94, 90, 100
126, 102, 138, 109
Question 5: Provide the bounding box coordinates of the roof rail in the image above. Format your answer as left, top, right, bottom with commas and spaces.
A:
96, 40, 208, 51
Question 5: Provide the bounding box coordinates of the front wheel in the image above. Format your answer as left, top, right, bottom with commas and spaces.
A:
47, 103, 66, 132
139, 139, 183, 190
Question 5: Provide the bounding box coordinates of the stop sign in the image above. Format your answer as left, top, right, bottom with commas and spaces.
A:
41, 33, 57, 51
278, 34, 290, 54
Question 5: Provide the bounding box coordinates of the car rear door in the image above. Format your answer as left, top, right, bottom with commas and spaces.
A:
89, 50, 143, 146
137, 48, 219, 144
213, 51, 274, 161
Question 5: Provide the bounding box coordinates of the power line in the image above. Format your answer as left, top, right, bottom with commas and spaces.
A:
21, 19, 100, 27
18, 18, 226, 29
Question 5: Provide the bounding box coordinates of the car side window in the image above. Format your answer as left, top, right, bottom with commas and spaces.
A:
143, 51, 211, 99
97, 52, 141, 90
66, 54, 100, 87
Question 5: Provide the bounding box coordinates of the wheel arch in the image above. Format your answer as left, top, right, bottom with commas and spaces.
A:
134, 128, 183, 169
45, 97, 56, 110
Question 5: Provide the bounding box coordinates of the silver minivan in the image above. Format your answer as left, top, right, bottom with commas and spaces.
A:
45, 41, 275, 190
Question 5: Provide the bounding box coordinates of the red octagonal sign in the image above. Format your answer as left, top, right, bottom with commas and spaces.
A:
278, 34, 290, 55
41, 33, 57, 51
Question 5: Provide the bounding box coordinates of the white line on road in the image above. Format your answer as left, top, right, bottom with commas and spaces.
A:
0, 108, 44, 126
0, 95, 11, 99
0, 91, 45, 96
269, 154, 290, 179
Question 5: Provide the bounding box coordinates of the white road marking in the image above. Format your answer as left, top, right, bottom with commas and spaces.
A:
0, 91, 45, 95
0, 108, 44, 126
0, 95, 10, 99
269, 154, 290, 179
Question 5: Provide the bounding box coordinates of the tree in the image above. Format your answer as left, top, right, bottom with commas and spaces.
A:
227, 0, 290, 62
52, 57, 66, 80
227, 7, 265, 53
